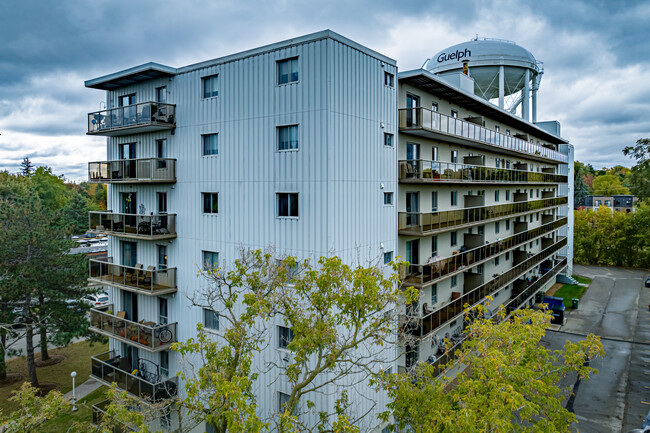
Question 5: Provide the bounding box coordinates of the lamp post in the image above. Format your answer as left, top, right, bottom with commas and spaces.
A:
70, 371, 77, 412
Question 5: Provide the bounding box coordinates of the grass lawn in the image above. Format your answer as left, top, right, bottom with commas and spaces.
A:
554, 274, 593, 309
0, 339, 108, 414
40, 385, 108, 433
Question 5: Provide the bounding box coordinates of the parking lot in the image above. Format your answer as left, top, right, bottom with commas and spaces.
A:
542, 265, 650, 432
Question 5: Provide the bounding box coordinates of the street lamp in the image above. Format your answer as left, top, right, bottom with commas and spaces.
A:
70, 371, 77, 412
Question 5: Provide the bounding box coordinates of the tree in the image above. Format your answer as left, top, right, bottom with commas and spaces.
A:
62, 192, 92, 236
0, 382, 69, 432
624, 138, 650, 200
20, 157, 34, 177
378, 307, 604, 433
591, 174, 630, 196
30, 166, 70, 212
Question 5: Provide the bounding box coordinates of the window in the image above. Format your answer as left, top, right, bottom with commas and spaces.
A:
119, 142, 136, 160
451, 150, 458, 163
277, 57, 299, 84
451, 231, 457, 247
278, 125, 299, 151
203, 308, 219, 330
157, 192, 167, 213
451, 191, 458, 206
495, 221, 500, 234
536, 239, 540, 245
506, 129, 511, 136
529, 242, 533, 248
506, 190, 510, 201
451, 110, 458, 118
478, 225, 484, 235
451, 275, 457, 287
495, 125, 500, 132
278, 392, 296, 414
202, 193, 219, 214
506, 219, 510, 230
383, 192, 393, 205
529, 214, 533, 223
529, 189, 533, 198
383, 251, 393, 264
432, 146, 438, 161
384, 132, 393, 147
505, 251, 510, 260
384, 71, 394, 87
495, 190, 500, 202
432, 102, 438, 112
159, 297, 168, 324
494, 256, 500, 266
158, 245, 167, 270
160, 350, 169, 377
119, 94, 135, 107
202, 75, 218, 98
495, 157, 500, 168
278, 325, 294, 349
431, 235, 438, 256
156, 139, 167, 168
431, 284, 438, 304
536, 189, 540, 198
202, 133, 218, 156
156, 86, 167, 103
202, 251, 219, 271
277, 193, 299, 217
506, 160, 511, 169
431, 191, 438, 211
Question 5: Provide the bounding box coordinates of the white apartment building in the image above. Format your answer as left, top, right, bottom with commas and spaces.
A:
84, 30, 573, 432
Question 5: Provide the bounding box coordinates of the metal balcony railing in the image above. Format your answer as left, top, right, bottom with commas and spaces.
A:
399, 160, 568, 184
401, 217, 568, 287
87, 102, 175, 136
91, 351, 178, 402
398, 107, 568, 163
88, 158, 176, 183
399, 196, 567, 235
402, 237, 567, 339
89, 258, 177, 296
89, 212, 176, 240
89, 305, 177, 352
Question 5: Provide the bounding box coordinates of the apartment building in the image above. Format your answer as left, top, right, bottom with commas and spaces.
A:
585, 194, 637, 212
83, 30, 572, 432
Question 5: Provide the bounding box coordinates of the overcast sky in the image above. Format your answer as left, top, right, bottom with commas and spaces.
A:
1, 0, 648, 181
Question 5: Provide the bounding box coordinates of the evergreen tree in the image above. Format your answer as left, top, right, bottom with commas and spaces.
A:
19, 157, 34, 176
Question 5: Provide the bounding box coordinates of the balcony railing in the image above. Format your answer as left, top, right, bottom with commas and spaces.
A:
401, 217, 568, 287
87, 102, 176, 136
88, 158, 176, 184
398, 107, 568, 163
89, 258, 177, 296
399, 160, 568, 184
402, 236, 567, 339
89, 212, 176, 240
399, 196, 567, 235
92, 400, 136, 432
89, 305, 177, 352
91, 351, 177, 402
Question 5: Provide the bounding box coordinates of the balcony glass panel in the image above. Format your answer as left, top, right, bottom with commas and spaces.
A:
88, 158, 176, 183
89, 258, 176, 295
88, 102, 175, 134
89, 212, 176, 239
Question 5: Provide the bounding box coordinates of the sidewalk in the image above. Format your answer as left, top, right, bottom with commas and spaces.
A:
64, 377, 103, 401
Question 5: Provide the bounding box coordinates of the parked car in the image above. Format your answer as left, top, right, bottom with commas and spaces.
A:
83, 292, 110, 308
645, 276, 650, 288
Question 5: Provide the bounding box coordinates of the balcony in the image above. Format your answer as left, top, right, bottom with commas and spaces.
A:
398, 160, 568, 184
92, 400, 135, 432
87, 102, 176, 136
88, 158, 176, 184
91, 351, 178, 401
89, 258, 177, 296
398, 196, 568, 236
401, 217, 568, 288
89, 212, 176, 240
398, 107, 568, 163
89, 305, 177, 352
402, 236, 567, 339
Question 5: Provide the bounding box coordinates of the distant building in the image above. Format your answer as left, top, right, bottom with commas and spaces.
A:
585, 195, 637, 212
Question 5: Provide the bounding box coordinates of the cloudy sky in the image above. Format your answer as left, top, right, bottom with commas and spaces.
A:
1, 0, 648, 180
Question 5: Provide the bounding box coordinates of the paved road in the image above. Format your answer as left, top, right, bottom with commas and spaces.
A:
541, 265, 649, 433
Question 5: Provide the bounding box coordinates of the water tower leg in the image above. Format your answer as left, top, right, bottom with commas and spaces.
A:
523, 69, 530, 121
498, 65, 505, 109
532, 90, 537, 123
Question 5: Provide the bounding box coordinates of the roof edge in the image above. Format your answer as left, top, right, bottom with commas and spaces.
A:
85, 62, 177, 89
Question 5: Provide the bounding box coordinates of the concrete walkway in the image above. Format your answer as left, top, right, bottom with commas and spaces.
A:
64, 377, 103, 401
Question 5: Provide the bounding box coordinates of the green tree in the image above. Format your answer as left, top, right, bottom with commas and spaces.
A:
20, 157, 34, 177
591, 174, 630, 196
0, 382, 69, 432
62, 191, 92, 236
624, 138, 650, 200
378, 307, 604, 433
30, 166, 70, 211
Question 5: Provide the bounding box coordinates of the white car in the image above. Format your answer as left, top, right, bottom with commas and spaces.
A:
83, 292, 110, 308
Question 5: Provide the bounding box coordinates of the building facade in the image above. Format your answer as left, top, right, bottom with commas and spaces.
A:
84, 30, 573, 432
585, 194, 637, 212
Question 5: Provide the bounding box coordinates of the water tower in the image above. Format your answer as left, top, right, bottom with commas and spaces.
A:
426, 37, 543, 122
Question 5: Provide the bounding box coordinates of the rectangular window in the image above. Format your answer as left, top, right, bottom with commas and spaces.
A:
431, 191, 438, 211
157, 192, 167, 213
505, 251, 510, 260
506, 190, 510, 201
431, 235, 438, 256
202, 133, 218, 156
495, 190, 500, 202
495, 221, 500, 234
432, 146, 438, 161
159, 297, 168, 324
383, 251, 393, 264
119, 94, 135, 107
278, 325, 294, 349
494, 256, 499, 266
495, 157, 500, 168
451, 110, 458, 118
384, 71, 394, 87
506, 160, 511, 169
451, 231, 457, 247
495, 125, 500, 132
529, 189, 534, 198
431, 284, 437, 304
506, 219, 510, 230
277, 57, 299, 84
160, 350, 169, 377
202, 192, 219, 214
384, 132, 393, 147
278, 125, 299, 151
451, 191, 458, 206
156, 139, 167, 168
432, 102, 438, 112
202, 251, 219, 271
536, 189, 540, 198
278, 392, 296, 414
383, 192, 393, 205
451, 275, 457, 287
156, 86, 167, 103
202, 75, 219, 98
277, 193, 299, 218
451, 150, 458, 163
203, 308, 219, 330
158, 245, 167, 270
506, 129, 511, 136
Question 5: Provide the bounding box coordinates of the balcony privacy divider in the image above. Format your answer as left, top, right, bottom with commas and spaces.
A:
88, 102, 175, 133
88, 158, 176, 183
399, 159, 568, 184
399, 196, 567, 235
89, 212, 176, 238
402, 216, 568, 287
398, 107, 568, 163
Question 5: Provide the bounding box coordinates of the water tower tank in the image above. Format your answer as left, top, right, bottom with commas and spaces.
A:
426, 37, 543, 122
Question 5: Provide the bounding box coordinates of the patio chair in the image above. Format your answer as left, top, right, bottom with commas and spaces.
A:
140, 266, 155, 286
126, 264, 142, 284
